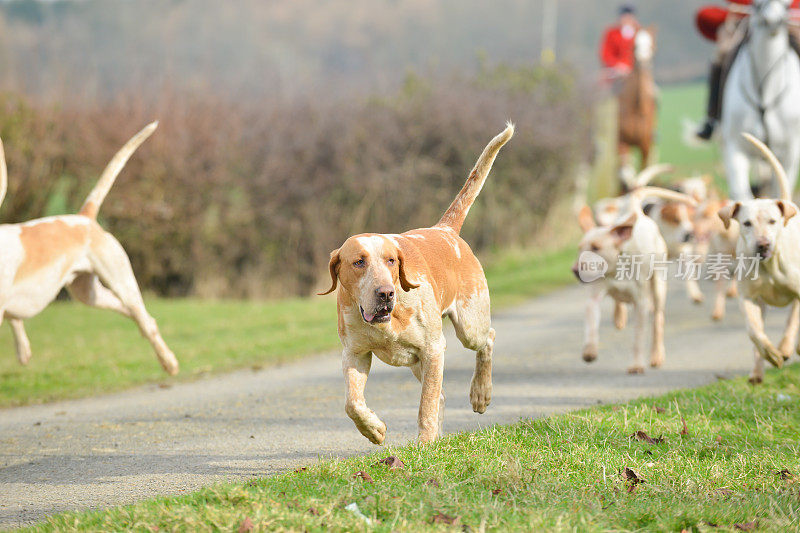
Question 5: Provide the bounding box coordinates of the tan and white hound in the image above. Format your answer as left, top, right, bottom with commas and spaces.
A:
718, 133, 800, 383
0, 123, 179, 375
575, 187, 696, 374
320, 124, 513, 444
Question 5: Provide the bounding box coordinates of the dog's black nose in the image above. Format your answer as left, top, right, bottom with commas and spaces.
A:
376, 286, 394, 302
756, 242, 770, 256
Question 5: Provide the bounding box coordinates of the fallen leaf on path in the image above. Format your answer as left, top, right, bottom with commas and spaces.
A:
375, 456, 405, 470
431, 513, 458, 525
352, 470, 373, 482
158, 383, 171, 389
238, 517, 254, 533
630, 431, 664, 444
653, 406, 666, 414
491, 488, 503, 495
734, 521, 758, 531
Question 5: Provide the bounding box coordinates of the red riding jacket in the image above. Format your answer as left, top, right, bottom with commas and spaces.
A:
696, 0, 800, 42
600, 25, 637, 70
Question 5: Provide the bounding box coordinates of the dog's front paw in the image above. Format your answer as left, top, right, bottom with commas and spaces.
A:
627, 365, 645, 375
358, 418, 387, 445
758, 343, 784, 368
711, 306, 725, 322
469, 377, 492, 414
748, 374, 764, 385
690, 293, 705, 305
582, 345, 598, 363
649, 350, 664, 368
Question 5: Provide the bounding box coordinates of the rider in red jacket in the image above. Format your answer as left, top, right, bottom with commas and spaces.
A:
695, 0, 800, 140
599, 4, 639, 78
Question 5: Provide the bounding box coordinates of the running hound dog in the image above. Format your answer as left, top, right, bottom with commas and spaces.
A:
320, 124, 513, 444
0, 123, 179, 375
718, 133, 800, 383
574, 187, 696, 374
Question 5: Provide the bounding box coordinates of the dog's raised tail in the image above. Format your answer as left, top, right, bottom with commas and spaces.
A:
742, 133, 792, 201
0, 138, 7, 211
79, 121, 158, 220
437, 122, 514, 233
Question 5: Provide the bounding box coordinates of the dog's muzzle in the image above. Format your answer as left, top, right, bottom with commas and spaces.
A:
361, 285, 395, 324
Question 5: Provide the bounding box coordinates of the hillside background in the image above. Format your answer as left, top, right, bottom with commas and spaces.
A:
0, 0, 712, 101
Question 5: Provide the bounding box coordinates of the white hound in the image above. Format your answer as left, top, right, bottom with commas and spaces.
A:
0, 123, 179, 375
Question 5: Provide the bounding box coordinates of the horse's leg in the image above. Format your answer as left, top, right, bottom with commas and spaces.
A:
618, 141, 635, 190
724, 142, 753, 200
640, 142, 651, 170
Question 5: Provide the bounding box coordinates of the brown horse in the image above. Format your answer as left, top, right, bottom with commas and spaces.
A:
618, 26, 658, 190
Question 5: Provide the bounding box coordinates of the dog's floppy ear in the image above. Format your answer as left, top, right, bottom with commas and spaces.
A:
610, 212, 637, 247
318, 248, 341, 295
717, 201, 740, 230
577, 205, 596, 233
776, 200, 798, 225
398, 248, 419, 292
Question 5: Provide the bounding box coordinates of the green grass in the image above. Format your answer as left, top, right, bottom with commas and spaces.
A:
28, 363, 800, 532
0, 246, 575, 408
657, 82, 720, 176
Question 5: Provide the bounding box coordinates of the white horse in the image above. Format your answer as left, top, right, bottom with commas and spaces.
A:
721, 0, 800, 200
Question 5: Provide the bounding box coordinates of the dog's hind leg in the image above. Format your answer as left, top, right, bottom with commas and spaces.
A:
88, 232, 178, 375
9, 319, 32, 365
778, 300, 800, 360
67, 273, 131, 317
448, 289, 492, 414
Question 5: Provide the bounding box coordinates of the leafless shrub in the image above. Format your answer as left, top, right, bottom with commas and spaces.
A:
0, 68, 590, 297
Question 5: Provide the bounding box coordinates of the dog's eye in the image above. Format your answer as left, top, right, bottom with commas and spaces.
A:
743, 220, 752, 227
769, 219, 777, 225
387, 258, 396, 266
590, 244, 600, 252
353, 258, 365, 267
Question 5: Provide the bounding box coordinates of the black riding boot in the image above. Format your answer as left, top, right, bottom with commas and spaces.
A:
696, 63, 722, 141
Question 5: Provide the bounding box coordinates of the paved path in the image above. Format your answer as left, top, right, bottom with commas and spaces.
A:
0, 283, 790, 528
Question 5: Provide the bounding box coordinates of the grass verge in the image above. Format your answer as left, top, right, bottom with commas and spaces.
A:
27, 364, 800, 531
0, 246, 575, 408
